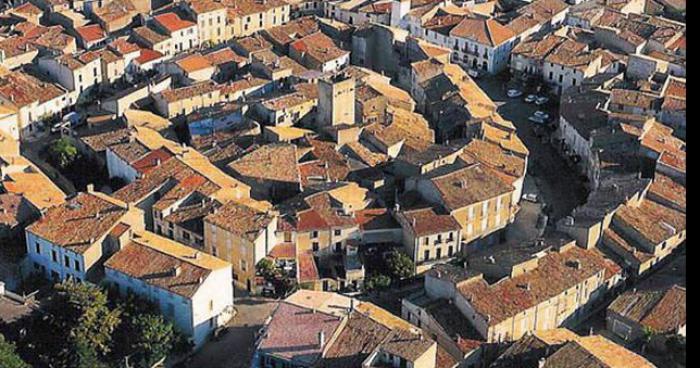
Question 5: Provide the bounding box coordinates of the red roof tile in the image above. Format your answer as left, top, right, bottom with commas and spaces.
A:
75, 24, 106, 43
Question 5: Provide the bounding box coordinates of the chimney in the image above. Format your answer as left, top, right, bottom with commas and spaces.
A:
172, 266, 181, 276
318, 331, 325, 348
86, 183, 94, 193
155, 158, 161, 166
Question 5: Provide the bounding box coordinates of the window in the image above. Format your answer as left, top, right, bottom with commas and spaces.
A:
312, 242, 319, 252
549, 71, 553, 80
240, 260, 247, 272
74, 260, 80, 272
52, 250, 57, 263
64, 255, 70, 267
448, 246, 454, 257
334, 229, 341, 236
335, 242, 342, 252
183, 232, 191, 241
212, 246, 218, 256
436, 248, 442, 259
559, 75, 563, 83
424, 250, 430, 261
572, 78, 577, 86
311, 230, 319, 238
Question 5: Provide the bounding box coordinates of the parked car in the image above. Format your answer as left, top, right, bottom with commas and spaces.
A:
467, 69, 482, 78
524, 94, 537, 103
50, 121, 70, 134
507, 89, 523, 98
535, 96, 549, 106
534, 111, 549, 120
528, 115, 547, 124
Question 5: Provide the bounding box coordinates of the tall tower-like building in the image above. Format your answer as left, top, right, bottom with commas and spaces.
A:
316, 74, 355, 127
390, 0, 410, 28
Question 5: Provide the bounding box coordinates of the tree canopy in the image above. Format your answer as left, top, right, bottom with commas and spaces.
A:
385, 250, 414, 281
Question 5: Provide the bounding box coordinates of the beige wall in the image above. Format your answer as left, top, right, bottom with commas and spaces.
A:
453, 193, 514, 243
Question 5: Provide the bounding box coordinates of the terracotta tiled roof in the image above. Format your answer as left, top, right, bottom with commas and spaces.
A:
322, 311, 392, 368
614, 198, 685, 246
290, 31, 348, 65
26, 192, 126, 252
175, 54, 214, 73
263, 16, 319, 47
545, 335, 655, 368
0, 71, 65, 107
258, 302, 342, 364
380, 329, 435, 362
0, 193, 23, 227
75, 24, 106, 43
429, 164, 513, 211
105, 231, 230, 298
458, 246, 616, 326
395, 207, 461, 237
131, 147, 175, 175
268, 242, 295, 259
451, 17, 515, 46
153, 12, 196, 33
134, 47, 163, 64
12, 2, 42, 15
133, 26, 169, 45
108, 38, 141, 55
227, 143, 300, 184
204, 201, 273, 241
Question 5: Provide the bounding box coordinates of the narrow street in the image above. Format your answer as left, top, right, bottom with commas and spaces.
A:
184, 293, 279, 368
475, 76, 589, 222
20, 135, 77, 195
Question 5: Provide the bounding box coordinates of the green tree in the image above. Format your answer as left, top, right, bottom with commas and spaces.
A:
365, 274, 391, 293
385, 250, 414, 281
111, 294, 181, 367
0, 334, 29, 368
256, 258, 277, 280
37, 280, 121, 367
130, 314, 175, 367
49, 137, 78, 169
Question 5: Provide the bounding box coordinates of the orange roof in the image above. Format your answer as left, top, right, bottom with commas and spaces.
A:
75, 24, 106, 43
13, 2, 42, 15
175, 54, 214, 73
451, 17, 515, 46
135, 48, 164, 64
298, 251, 319, 282
154, 12, 196, 33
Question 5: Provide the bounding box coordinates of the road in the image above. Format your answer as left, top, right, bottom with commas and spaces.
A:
475, 77, 588, 222
21, 134, 77, 195
184, 294, 278, 368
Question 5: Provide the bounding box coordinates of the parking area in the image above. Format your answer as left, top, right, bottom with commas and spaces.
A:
475, 75, 588, 222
